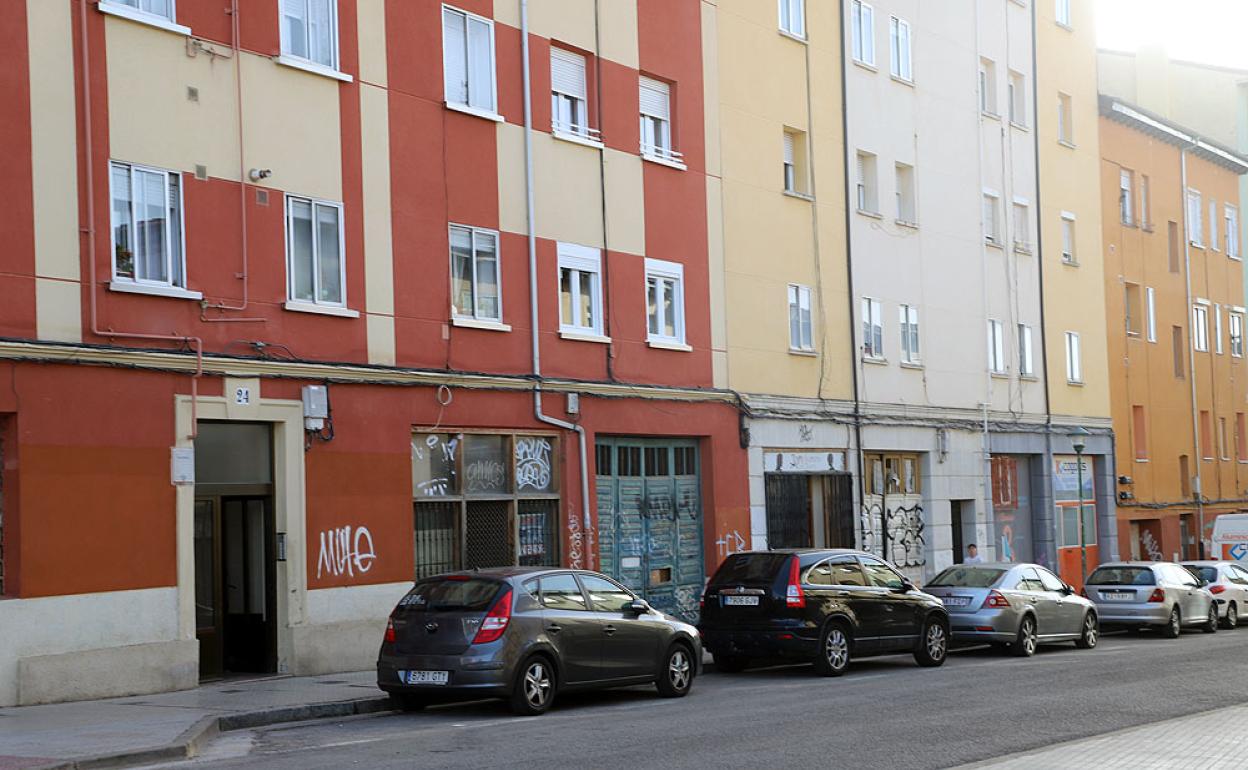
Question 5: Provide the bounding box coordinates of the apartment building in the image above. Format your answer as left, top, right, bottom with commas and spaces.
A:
1100, 97, 1248, 562
0, 0, 748, 706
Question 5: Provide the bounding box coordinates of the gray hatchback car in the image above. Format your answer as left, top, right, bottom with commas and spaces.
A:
377, 567, 702, 715
1085, 562, 1218, 637
924, 562, 1098, 656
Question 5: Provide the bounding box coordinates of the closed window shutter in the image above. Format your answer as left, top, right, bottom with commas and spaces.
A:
443, 9, 468, 105
551, 47, 587, 99
783, 132, 795, 165
639, 77, 670, 120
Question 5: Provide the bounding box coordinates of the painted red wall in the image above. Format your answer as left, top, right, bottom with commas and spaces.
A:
0, 3, 37, 340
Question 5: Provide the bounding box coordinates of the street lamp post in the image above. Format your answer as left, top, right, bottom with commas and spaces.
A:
1070, 429, 1090, 587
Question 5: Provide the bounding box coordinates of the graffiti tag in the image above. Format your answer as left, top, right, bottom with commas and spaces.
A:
716, 529, 747, 558
317, 525, 377, 579
1140, 530, 1164, 562
515, 437, 553, 491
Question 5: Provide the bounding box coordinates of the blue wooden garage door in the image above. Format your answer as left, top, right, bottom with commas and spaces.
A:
595, 438, 703, 623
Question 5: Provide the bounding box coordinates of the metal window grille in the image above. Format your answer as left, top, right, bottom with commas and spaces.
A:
414, 501, 459, 579
465, 500, 512, 570
765, 474, 811, 549
518, 499, 558, 567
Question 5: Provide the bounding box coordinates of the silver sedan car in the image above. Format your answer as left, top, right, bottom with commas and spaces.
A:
1085, 562, 1218, 638
924, 562, 1098, 656
1181, 561, 1248, 629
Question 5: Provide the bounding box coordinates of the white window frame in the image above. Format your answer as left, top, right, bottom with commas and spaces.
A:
1188, 189, 1204, 246
1061, 211, 1077, 264
1140, 174, 1151, 228
862, 297, 884, 359
1193, 302, 1210, 352
449, 224, 502, 324
851, 1, 876, 67
783, 131, 797, 193
899, 304, 920, 364
1119, 169, 1134, 226
983, 190, 1001, 245
1056, 0, 1072, 27
1065, 331, 1082, 384
98, 0, 190, 35
639, 76, 682, 166
279, 0, 341, 72
1226, 205, 1240, 259
550, 46, 598, 142
1210, 199, 1220, 251
1057, 92, 1073, 145
779, 0, 806, 39
895, 162, 916, 224
856, 151, 878, 214
979, 58, 998, 116
284, 194, 347, 309
644, 258, 686, 346
442, 5, 498, 117
1012, 197, 1031, 252
1146, 286, 1157, 342
558, 243, 604, 337
789, 284, 814, 352
1019, 324, 1034, 377
1230, 309, 1245, 358
890, 17, 912, 81
1216, 304, 1225, 354
988, 320, 1006, 374
109, 160, 189, 291
1008, 70, 1026, 126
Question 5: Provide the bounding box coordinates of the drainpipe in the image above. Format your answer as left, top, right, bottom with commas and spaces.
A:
520, 0, 593, 569
1180, 144, 1206, 556
78, 0, 203, 439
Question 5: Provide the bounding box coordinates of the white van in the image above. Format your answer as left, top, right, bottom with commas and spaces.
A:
1211, 513, 1248, 562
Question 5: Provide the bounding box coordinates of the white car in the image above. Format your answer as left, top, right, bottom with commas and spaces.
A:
1181, 561, 1248, 629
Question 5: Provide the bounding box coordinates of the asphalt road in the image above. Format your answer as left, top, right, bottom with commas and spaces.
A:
144, 628, 1248, 770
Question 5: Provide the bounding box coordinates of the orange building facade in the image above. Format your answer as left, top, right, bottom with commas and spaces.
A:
1100, 97, 1248, 562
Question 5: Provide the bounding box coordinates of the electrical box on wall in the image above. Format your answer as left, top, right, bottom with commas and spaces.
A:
303, 385, 328, 431
566, 393, 580, 415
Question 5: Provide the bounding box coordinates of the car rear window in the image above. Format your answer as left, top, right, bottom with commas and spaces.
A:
1189, 566, 1218, 583
397, 577, 503, 612
928, 567, 1005, 588
711, 553, 791, 585
1087, 567, 1155, 586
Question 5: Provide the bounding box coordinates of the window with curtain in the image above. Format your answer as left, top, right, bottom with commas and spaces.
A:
286, 195, 344, 307
443, 6, 496, 113
558, 243, 603, 335
281, 0, 337, 69
645, 259, 685, 345
110, 161, 185, 288
449, 225, 501, 322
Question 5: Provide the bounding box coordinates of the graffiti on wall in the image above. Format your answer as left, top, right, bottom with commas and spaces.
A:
515, 437, 553, 491
859, 503, 926, 568
1140, 529, 1164, 562
317, 525, 376, 579
715, 529, 747, 558
412, 434, 459, 496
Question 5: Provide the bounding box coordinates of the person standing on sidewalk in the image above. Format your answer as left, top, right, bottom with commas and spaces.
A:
965, 544, 984, 564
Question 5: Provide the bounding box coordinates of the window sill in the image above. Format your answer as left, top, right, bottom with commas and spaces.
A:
1058, 139, 1077, 150
284, 301, 360, 318
1020, 374, 1039, 382
862, 356, 889, 366
1121, 221, 1138, 229
1010, 121, 1030, 132
857, 208, 882, 220
1229, 254, 1243, 262
559, 330, 611, 344
890, 74, 915, 88
552, 131, 604, 150
1190, 240, 1205, 248
1135, 458, 1150, 464
783, 190, 815, 202
446, 102, 505, 123
451, 317, 511, 332
1142, 224, 1155, 233
642, 153, 687, 171
778, 29, 808, 44
991, 371, 1010, 380
1013, 244, 1033, 255
109, 281, 203, 301
852, 59, 878, 73
900, 361, 924, 370
981, 111, 1002, 122
895, 219, 919, 230
97, 1, 191, 36
789, 348, 817, 357
647, 338, 692, 352
273, 55, 353, 83
1062, 258, 1080, 267
985, 238, 1004, 250
1067, 379, 1085, 387
1057, 22, 1074, 32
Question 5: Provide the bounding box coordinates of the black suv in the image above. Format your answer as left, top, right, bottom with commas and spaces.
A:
698, 550, 950, 676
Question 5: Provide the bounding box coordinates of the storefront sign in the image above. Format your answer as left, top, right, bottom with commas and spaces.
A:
764, 450, 846, 474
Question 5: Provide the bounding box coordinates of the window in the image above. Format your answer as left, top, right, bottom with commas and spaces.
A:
107, 0, 175, 22
1061, 212, 1077, 264
281, 0, 338, 70
1230, 311, 1244, 357
988, 320, 1006, 374
860, 556, 906, 590
1132, 405, 1148, 461
851, 1, 876, 66
1180, 454, 1191, 496
1065, 331, 1082, 383
890, 17, 912, 81
807, 556, 867, 587
856, 151, 878, 213
1119, 169, 1134, 225
1140, 175, 1151, 228
449, 225, 500, 322
1037, 568, 1067, 593
286, 195, 344, 307
1201, 411, 1214, 460
1211, 199, 1220, 251
1012, 199, 1030, 251
1216, 304, 1224, 354
789, 284, 814, 351
983, 191, 1001, 244
895, 162, 916, 224
1168, 221, 1181, 272
558, 243, 603, 336
862, 297, 884, 359
1056, 0, 1071, 26
1188, 189, 1204, 246
579, 574, 634, 613
1193, 303, 1209, 352
1238, 413, 1247, 461
899, 304, 920, 363
110, 161, 186, 289
1173, 326, 1185, 378
1221, 417, 1231, 460
645, 258, 685, 345
1008, 71, 1026, 125
540, 574, 588, 611
639, 76, 679, 163
443, 5, 496, 113
1057, 92, 1073, 144
979, 58, 998, 115
1146, 287, 1156, 342
864, 453, 921, 495
551, 47, 593, 139
1124, 282, 1142, 336
783, 130, 809, 195
1227, 205, 1240, 258
779, 0, 805, 38
1018, 324, 1034, 376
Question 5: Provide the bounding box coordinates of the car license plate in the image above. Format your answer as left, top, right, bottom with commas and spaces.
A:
723, 596, 759, 606
942, 596, 972, 607
1102, 591, 1133, 601
400, 670, 449, 686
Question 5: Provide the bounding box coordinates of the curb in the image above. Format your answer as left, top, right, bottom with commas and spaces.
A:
29, 696, 392, 770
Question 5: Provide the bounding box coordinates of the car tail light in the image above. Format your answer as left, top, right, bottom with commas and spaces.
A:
1209, 584, 1227, 595
1148, 588, 1166, 603
981, 590, 1011, 609
384, 618, 396, 643
785, 557, 806, 608
472, 589, 513, 645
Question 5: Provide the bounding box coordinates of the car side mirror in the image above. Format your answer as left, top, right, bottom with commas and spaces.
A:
627, 599, 650, 615
1200, 579, 1210, 588
1062, 584, 1075, 595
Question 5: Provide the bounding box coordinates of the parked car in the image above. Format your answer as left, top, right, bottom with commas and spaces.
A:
377, 567, 701, 716
923, 562, 1098, 656
1181, 560, 1248, 629
698, 550, 949, 676
1084, 562, 1218, 637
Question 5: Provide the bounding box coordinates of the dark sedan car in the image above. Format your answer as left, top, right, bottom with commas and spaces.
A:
698, 550, 950, 676
377, 567, 701, 715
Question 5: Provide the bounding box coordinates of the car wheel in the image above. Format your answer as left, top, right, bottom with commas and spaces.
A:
1225, 602, 1239, 630
1012, 615, 1038, 657
656, 643, 694, 698
1075, 612, 1099, 649
1161, 607, 1181, 639
914, 616, 949, 667
510, 655, 556, 716
813, 622, 851, 677
389, 693, 427, 712
711, 653, 749, 673
1202, 603, 1219, 634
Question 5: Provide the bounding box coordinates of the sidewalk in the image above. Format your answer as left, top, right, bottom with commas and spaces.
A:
0, 671, 389, 770
962, 702, 1248, 769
